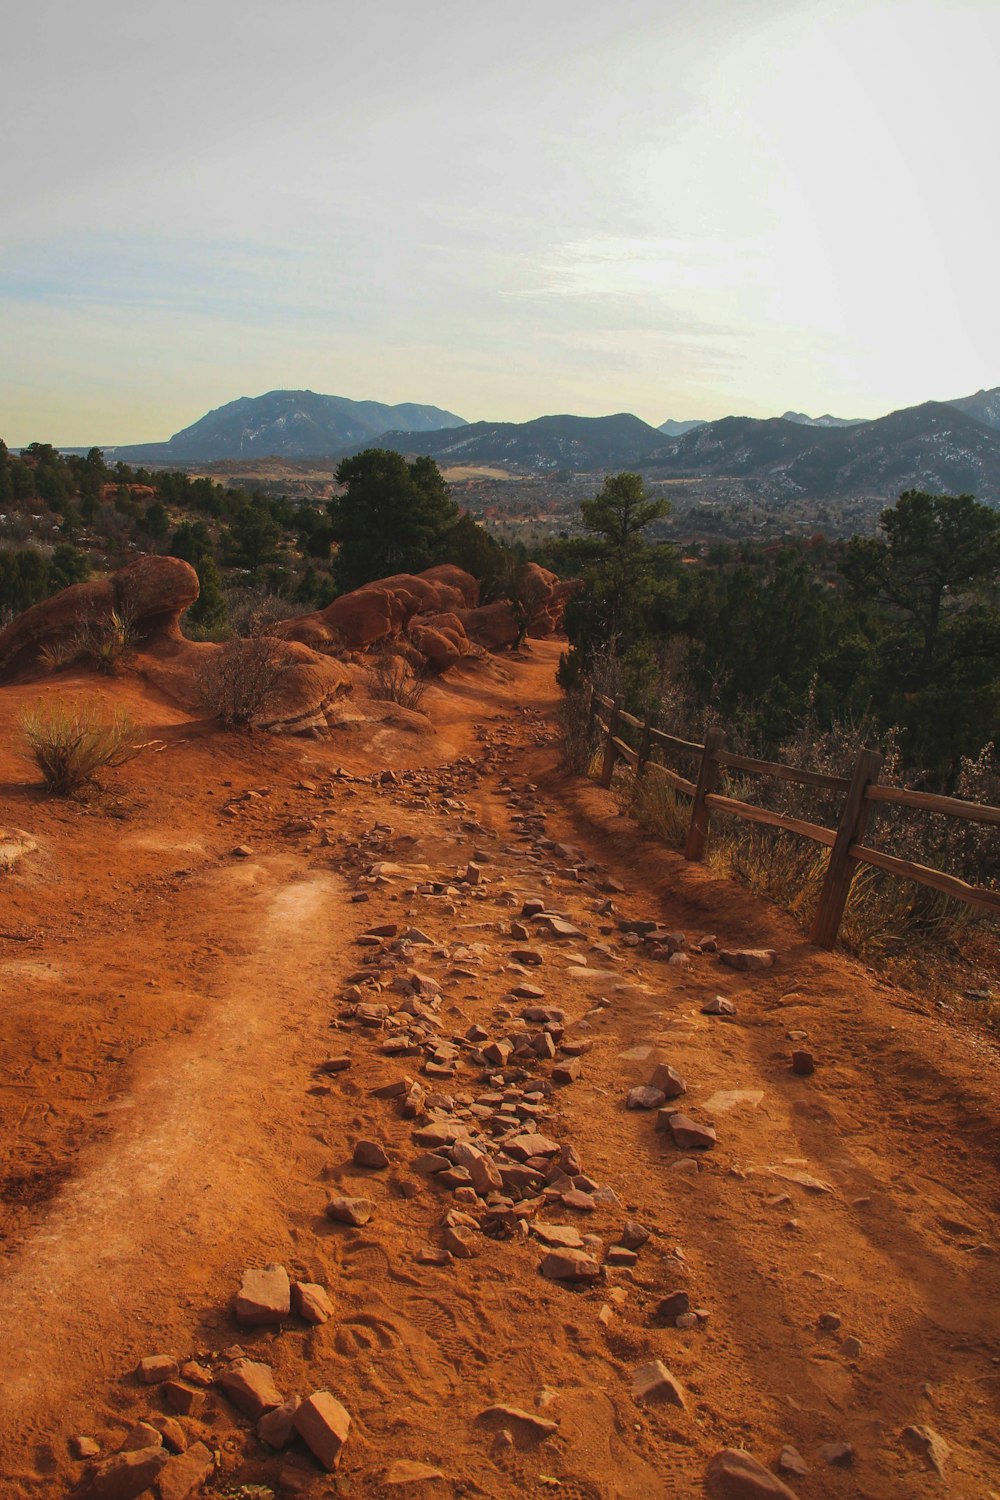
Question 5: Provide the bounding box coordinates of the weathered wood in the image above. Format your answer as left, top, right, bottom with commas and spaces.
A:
849, 844, 1000, 913
704, 792, 837, 847
612, 736, 639, 768
593, 690, 614, 712
646, 762, 697, 798
810, 748, 883, 948
866, 784, 1000, 826
684, 728, 725, 861
637, 713, 654, 778
617, 708, 644, 732
715, 749, 851, 794
599, 696, 623, 788
649, 725, 704, 756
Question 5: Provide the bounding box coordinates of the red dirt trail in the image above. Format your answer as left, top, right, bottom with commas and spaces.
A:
1, 643, 998, 1499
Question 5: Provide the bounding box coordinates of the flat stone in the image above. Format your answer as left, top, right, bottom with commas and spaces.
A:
157, 1442, 215, 1500
605, 1246, 637, 1266
505, 1132, 560, 1161
818, 1441, 853, 1467
662, 1112, 717, 1150
902, 1424, 949, 1477
553, 1058, 580, 1084
137, 1354, 178, 1384
702, 995, 738, 1015
705, 1447, 800, 1498
538, 916, 585, 939
217, 1358, 283, 1420
792, 1050, 815, 1075
540, 1248, 601, 1282
353, 1139, 390, 1169
477, 1404, 558, 1437
293, 1281, 334, 1324
258, 1396, 302, 1449
82, 1446, 168, 1500
532, 1222, 584, 1249
768, 1167, 833, 1194
70, 1436, 101, 1460
326, 1195, 375, 1225
385, 1459, 447, 1483
627, 1085, 666, 1110
234, 1263, 290, 1325
293, 1391, 352, 1471
702, 1089, 763, 1114
719, 949, 776, 972
630, 1360, 687, 1408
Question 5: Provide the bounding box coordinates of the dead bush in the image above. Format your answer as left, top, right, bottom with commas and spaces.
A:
366, 644, 428, 711
21, 704, 140, 795
197, 634, 295, 728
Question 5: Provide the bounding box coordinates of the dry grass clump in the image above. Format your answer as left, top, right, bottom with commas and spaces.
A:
557, 644, 626, 775
366, 644, 428, 711
21, 704, 139, 795
73, 608, 136, 674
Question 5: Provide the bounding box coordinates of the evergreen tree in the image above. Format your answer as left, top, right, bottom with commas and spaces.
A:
328, 449, 458, 590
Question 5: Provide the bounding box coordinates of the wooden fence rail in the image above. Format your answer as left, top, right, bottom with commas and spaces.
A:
586, 685, 1000, 948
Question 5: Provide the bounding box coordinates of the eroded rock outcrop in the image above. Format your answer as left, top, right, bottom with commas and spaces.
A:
0, 555, 199, 680
278, 563, 575, 670
0, 556, 576, 733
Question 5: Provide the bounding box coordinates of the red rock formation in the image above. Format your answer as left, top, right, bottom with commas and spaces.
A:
278, 564, 576, 672
0, 555, 199, 681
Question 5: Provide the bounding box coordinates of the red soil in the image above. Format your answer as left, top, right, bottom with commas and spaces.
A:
1, 643, 998, 1498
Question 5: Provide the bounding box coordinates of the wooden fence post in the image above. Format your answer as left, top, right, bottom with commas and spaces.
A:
637, 712, 653, 780
599, 695, 623, 788
684, 728, 724, 861
810, 748, 883, 948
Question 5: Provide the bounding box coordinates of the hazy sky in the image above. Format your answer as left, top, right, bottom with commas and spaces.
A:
3, 0, 997, 444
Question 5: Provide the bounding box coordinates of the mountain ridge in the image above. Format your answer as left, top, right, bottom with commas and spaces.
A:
111, 389, 467, 463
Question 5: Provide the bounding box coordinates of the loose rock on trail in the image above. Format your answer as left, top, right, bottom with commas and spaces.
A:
1, 640, 999, 1498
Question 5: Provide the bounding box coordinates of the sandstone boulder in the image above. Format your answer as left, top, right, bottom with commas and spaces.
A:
0, 556, 198, 680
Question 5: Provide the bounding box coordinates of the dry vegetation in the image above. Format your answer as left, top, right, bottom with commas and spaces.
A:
562, 683, 999, 1016
20, 704, 140, 795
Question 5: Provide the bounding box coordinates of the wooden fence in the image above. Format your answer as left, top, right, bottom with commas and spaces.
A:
587, 686, 1000, 949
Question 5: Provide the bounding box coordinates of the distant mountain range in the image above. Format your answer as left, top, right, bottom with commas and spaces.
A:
348, 390, 1000, 504
111, 390, 467, 463
644, 400, 1000, 500
780, 410, 866, 428
351, 413, 665, 472
102, 383, 1000, 504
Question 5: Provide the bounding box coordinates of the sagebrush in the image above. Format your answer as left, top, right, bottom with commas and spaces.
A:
21, 705, 139, 794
